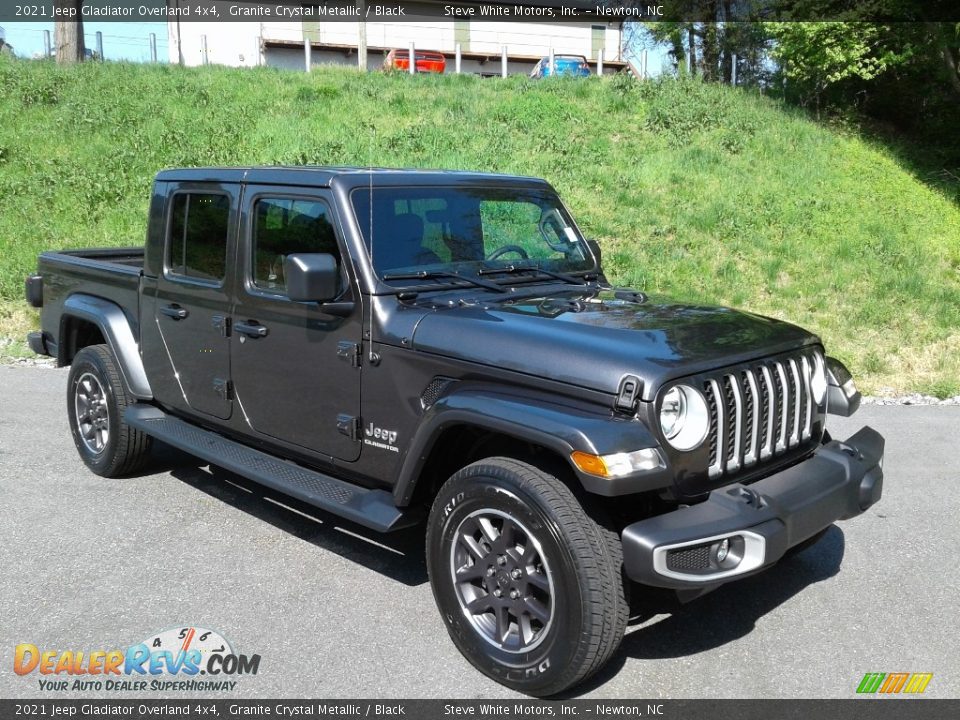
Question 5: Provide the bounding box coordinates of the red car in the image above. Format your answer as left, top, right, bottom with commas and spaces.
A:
383, 48, 446, 74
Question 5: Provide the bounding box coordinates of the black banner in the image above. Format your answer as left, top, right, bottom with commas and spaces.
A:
2, 700, 959, 719
1, 0, 959, 24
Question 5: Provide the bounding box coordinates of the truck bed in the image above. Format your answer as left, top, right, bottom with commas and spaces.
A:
41, 247, 145, 271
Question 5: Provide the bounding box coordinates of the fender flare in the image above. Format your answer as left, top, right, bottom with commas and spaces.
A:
393, 386, 668, 505
61, 294, 153, 400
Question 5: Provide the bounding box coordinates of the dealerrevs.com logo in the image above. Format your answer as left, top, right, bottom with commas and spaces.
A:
14, 627, 260, 692
856, 672, 933, 695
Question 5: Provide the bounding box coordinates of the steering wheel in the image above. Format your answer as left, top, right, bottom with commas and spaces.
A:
486, 245, 529, 261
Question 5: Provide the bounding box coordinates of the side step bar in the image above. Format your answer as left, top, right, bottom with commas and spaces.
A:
125, 405, 419, 532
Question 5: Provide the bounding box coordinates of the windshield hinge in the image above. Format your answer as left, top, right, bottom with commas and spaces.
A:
615, 375, 642, 414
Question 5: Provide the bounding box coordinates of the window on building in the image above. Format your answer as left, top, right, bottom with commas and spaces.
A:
455, 20, 470, 52
591, 25, 606, 60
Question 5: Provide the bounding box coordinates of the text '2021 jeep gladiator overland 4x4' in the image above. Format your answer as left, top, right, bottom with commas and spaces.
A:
26, 167, 884, 696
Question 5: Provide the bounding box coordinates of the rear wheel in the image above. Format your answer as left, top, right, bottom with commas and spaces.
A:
67, 344, 152, 477
426, 457, 627, 696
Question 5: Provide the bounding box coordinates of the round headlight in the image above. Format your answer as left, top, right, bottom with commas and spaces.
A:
811, 353, 827, 405
660, 386, 685, 439
659, 384, 709, 452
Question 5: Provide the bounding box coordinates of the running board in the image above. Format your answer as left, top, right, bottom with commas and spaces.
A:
124, 405, 418, 532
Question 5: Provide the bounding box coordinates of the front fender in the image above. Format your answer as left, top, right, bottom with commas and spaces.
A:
61, 294, 152, 400
393, 386, 671, 505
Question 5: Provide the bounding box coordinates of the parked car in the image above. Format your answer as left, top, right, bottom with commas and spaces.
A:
26, 166, 883, 697
530, 54, 591, 78
383, 48, 446, 74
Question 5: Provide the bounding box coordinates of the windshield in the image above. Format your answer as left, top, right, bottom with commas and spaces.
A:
350, 186, 595, 285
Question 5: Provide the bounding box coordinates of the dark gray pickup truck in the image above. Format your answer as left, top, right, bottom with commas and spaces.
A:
25, 167, 884, 695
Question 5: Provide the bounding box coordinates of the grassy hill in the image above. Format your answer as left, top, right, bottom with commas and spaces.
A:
1, 57, 958, 396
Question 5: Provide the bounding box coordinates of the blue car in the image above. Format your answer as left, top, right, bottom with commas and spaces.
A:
530, 54, 592, 78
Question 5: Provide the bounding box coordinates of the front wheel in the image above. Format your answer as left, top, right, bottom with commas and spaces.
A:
426, 457, 627, 696
67, 344, 152, 477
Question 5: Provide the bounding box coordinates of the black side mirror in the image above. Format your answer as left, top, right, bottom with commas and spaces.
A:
284, 253, 339, 303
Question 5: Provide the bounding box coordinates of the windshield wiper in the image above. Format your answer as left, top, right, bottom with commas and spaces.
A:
477, 264, 591, 286
381, 270, 508, 293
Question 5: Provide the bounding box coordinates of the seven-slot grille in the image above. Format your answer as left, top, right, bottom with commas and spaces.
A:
702, 349, 824, 479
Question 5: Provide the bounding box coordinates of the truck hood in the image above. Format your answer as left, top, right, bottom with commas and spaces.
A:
409, 289, 819, 401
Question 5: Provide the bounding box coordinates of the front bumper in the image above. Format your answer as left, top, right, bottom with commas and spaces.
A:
622, 426, 884, 589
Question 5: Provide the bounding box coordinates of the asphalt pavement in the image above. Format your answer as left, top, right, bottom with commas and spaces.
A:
1, 364, 957, 699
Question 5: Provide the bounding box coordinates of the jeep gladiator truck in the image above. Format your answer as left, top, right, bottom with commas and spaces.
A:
25, 167, 884, 695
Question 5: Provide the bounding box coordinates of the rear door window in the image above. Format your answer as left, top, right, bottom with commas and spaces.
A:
167, 193, 230, 284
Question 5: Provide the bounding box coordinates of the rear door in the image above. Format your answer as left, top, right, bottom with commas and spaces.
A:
154, 184, 239, 420
229, 185, 363, 462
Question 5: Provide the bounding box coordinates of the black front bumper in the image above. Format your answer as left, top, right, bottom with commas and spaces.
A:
621, 426, 884, 589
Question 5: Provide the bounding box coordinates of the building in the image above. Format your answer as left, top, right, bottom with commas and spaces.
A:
167, 1, 632, 76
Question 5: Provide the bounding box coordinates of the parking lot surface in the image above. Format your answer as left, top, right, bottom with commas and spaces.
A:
1, 365, 957, 698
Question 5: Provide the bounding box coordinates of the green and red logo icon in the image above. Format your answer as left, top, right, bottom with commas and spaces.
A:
857, 672, 933, 695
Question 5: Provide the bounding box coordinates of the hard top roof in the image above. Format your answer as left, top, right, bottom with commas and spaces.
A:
155, 166, 552, 189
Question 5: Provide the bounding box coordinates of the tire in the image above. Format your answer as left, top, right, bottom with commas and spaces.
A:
426, 457, 628, 696
66, 344, 152, 477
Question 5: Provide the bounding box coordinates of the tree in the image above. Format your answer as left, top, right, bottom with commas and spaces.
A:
929, 22, 960, 99
765, 22, 913, 110
54, 0, 85, 64
632, 1, 776, 83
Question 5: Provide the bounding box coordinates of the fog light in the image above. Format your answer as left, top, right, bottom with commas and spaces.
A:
710, 535, 745, 570
716, 538, 730, 564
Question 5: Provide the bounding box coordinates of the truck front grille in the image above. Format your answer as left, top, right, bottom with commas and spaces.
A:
703, 350, 823, 480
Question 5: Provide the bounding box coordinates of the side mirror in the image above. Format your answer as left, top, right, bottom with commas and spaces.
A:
284, 253, 340, 303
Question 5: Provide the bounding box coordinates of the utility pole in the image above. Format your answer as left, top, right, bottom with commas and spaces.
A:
54, 0, 85, 64
357, 1, 367, 71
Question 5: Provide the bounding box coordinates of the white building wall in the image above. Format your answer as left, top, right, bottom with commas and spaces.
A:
166, 2, 622, 70
276, 21, 621, 61
168, 20, 263, 67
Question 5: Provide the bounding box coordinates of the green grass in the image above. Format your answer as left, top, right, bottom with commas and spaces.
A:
1, 58, 958, 396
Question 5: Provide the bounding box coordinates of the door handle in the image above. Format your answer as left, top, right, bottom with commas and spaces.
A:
234, 321, 268, 339
160, 305, 188, 320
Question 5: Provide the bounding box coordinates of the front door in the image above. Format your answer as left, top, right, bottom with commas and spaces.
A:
154, 184, 239, 420
229, 186, 362, 462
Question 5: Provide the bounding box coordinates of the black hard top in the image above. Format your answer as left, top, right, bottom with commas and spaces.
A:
155, 166, 552, 190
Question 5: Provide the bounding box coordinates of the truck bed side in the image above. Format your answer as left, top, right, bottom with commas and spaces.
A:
34, 247, 144, 363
